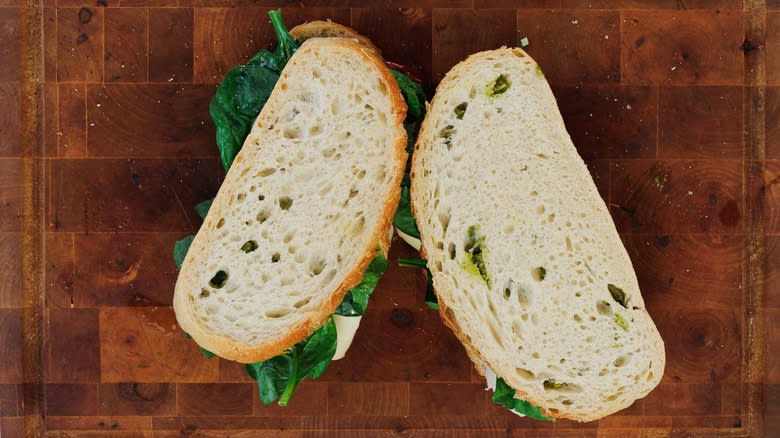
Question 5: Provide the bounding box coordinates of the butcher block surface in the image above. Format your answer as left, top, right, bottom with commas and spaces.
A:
1, 0, 779, 436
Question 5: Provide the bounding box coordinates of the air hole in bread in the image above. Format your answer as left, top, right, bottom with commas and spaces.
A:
271, 253, 280, 263
265, 310, 288, 318
438, 210, 451, 233
310, 259, 325, 276
434, 260, 442, 272
436, 241, 444, 250
312, 68, 321, 78
283, 126, 301, 139
597, 300, 613, 315
309, 124, 323, 136
323, 147, 336, 158
256, 210, 269, 224
516, 368, 534, 380
356, 169, 366, 179
209, 270, 228, 289
573, 314, 583, 323
530, 191, 538, 197
537, 153, 548, 159
258, 194, 266, 201
279, 197, 293, 210
531, 267, 546, 282
349, 188, 359, 199
294, 297, 312, 309
565, 237, 573, 252
280, 277, 293, 287
515, 281, 531, 309
448, 243, 456, 260
548, 213, 556, 223
614, 356, 629, 367
258, 168, 275, 177
532, 352, 540, 359
537, 205, 545, 215
237, 193, 246, 202
199, 289, 210, 298
241, 240, 258, 253
562, 400, 573, 406
216, 218, 225, 229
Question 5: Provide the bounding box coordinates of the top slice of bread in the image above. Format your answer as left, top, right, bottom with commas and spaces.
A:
174, 38, 407, 364
410, 47, 665, 422
290, 21, 380, 55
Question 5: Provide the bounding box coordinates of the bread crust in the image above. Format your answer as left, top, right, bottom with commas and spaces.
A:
290, 21, 381, 55
410, 47, 665, 422
173, 37, 407, 364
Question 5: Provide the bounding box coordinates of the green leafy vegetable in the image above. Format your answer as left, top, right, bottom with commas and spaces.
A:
246, 316, 337, 406
608, 284, 629, 308
486, 74, 511, 97
335, 249, 388, 316
389, 69, 426, 121
209, 9, 298, 172
184, 332, 216, 359
391, 69, 426, 240
493, 377, 553, 421
194, 199, 213, 220
173, 235, 194, 270
398, 258, 438, 311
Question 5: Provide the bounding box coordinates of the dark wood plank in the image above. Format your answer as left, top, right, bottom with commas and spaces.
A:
86, 84, 216, 158
252, 382, 327, 416
408, 383, 486, 416
609, 159, 743, 234
58, 83, 87, 157
555, 85, 658, 159
767, 160, 780, 235
45, 384, 98, 416
0, 233, 21, 308
659, 86, 743, 159
178, 383, 254, 416
57, 7, 104, 82
328, 382, 409, 416
768, 87, 780, 159
99, 307, 219, 382
0, 309, 22, 384
149, 8, 194, 83
47, 308, 101, 382
431, 9, 517, 82
0, 84, 20, 157
105, 8, 148, 82
99, 383, 176, 416
517, 10, 620, 85
0, 8, 19, 82
71, 233, 182, 307
768, 13, 779, 85
620, 10, 743, 85
47, 158, 223, 232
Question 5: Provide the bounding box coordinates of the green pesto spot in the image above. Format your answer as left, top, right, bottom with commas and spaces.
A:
535, 65, 545, 79
439, 125, 455, 149
543, 379, 566, 390
614, 313, 628, 332
462, 225, 490, 286
486, 74, 511, 97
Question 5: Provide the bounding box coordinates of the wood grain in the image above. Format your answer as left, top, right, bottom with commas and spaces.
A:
99, 383, 176, 416
105, 8, 148, 83
554, 85, 657, 159
620, 10, 743, 85
0, 8, 19, 82
517, 10, 620, 85
46, 307, 101, 382
0, 233, 22, 308
56, 7, 103, 82
0, 84, 20, 156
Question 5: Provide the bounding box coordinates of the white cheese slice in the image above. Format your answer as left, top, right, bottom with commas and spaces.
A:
396, 228, 421, 250
483, 365, 526, 417
332, 315, 362, 360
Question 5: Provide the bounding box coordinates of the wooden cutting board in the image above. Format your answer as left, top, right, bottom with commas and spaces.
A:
1, 1, 778, 436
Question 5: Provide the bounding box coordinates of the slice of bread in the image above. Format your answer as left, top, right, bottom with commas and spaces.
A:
174, 37, 407, 364
410, 47, 665, 422
290, 21, 380, 55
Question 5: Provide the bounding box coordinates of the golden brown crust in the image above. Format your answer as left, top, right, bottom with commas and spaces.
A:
174, 37, 407, 364
289, 21, 381, 56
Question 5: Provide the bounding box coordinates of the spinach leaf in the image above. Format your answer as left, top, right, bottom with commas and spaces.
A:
210, 9, 299, 172
184, 332, 216, 359
391, 69, 426, 240
492, 377, 553, 421
398, 257, 438, 311
173, 235, 194, 270
389, 69, 426, 121
335, 249, 388, 316
246, 316, 337, 406
194, 198, 213, 220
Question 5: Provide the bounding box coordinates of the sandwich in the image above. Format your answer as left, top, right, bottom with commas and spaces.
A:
172, 11, 425, 406
405, 47, 665, 421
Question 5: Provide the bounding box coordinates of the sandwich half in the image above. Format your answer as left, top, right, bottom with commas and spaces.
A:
173, 36, 407, 364
409, 47, 665, 421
